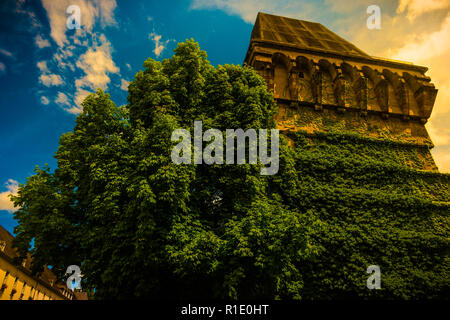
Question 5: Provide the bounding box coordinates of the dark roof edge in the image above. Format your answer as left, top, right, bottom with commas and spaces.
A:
244, 40, 428, 74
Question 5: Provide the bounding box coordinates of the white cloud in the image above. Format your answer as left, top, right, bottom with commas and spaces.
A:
0, 179, 19, 212
37, 61, 65, 87
74, 35, 119, 109
55, 92, 70, 106
65, 35, 119, 114
39, 73, 64, 86
41, 0, 117, 47
35, 34, 51, 48
72, 88, 90, 114
397, 0, 450, 21
120, 79, 129, 91
0, 48, 13, 58
190, 0, 317, 23
39, 1, 119, 114
97, 0, 118, 26
431, 147, 450, 173
37, 60, 48, 72
15, 0, 41, 29
75, 41, 119, 90
40, 96, 50, 105
387, 14, 450, 172
53, 46, 76, 71
390, 15, 450, 62
149, 32, 170, 57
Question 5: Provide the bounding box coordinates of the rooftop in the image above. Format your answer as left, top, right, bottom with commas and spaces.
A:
247, 12, 426, 73
251, 12, 370, 58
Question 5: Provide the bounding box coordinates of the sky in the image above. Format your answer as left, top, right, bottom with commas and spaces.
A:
0, 0, 449, 234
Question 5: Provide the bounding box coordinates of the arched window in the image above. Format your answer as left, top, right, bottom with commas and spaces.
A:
295, 56, 314, 102
318, 59, 337, 105
272, 52, 291, 100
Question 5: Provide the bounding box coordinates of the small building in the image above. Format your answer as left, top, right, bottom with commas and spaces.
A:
0, 225, 74, 300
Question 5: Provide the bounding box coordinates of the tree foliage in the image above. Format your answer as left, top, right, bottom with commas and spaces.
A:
11, 40, 449, 299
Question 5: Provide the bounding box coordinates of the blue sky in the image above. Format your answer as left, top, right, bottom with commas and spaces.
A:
1, 0, 449, 234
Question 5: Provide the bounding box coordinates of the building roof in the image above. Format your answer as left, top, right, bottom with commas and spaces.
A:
0, 225, 18, 260
246, 12, 427, 73
0, 224, 70, 297
250, 12, 371, 58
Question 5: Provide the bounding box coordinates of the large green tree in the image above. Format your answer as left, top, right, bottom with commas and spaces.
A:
11, 40, 449, 299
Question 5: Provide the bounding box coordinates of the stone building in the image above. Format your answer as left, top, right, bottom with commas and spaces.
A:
241, 13, 448, 299
0, 225, 74, 300
244, 12, 438, 171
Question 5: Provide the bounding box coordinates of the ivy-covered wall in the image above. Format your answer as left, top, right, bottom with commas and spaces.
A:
275, 121, 450, 299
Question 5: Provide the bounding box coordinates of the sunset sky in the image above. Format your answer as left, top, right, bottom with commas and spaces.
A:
1, 0, 449, 233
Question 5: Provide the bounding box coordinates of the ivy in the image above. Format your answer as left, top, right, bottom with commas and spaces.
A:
10, 40, 450, 300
